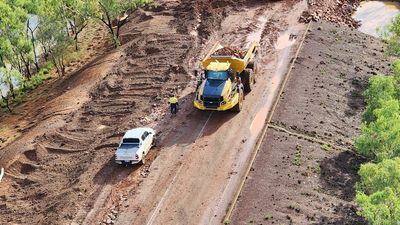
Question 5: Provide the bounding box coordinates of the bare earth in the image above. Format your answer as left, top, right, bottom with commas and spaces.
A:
230, 21, 392, 225
0, 0, 387, 225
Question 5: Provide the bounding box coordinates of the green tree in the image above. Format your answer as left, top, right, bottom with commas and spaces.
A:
357, 158, 400, 195
0, 67, 23, 112
36, 0, 72, 76
91, 0, 151, 47
382, 15, 400, 57
26, 14, 41, 72
356, 187, 400, 225
355, 153, 400, 225
363, 75, 398, 123
61, 0, 91, 50
0, 0, 32, 78
356, 99, 400, 161
356, 158, 400, 224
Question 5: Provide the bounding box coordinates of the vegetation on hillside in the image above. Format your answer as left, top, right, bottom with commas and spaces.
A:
0, 0, 151, 112
355, 17, 400, 224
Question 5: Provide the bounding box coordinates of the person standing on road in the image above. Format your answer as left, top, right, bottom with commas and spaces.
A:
168, 95, 179, 115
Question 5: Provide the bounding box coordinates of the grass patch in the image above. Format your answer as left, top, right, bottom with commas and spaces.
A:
292, 145, 302, 166
320, 143, 330, 151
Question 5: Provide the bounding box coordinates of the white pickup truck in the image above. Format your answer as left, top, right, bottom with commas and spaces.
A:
115, 127, 156, 165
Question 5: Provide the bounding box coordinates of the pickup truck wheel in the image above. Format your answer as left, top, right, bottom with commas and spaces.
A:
141, 156, 146, 165
151, 136, 158, 148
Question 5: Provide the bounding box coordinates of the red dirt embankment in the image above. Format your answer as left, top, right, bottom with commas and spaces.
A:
231, 21, 392, 225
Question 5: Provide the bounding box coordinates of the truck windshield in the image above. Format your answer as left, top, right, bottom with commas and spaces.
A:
121, 138, 140, 148
207, 70, 228, 80
120, 143, 139, 148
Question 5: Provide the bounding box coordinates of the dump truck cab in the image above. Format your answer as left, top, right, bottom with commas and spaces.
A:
194, 41, 258, 112
194, 62, 243, 111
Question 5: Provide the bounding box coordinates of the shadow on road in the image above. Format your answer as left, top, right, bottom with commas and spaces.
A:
156, 93, 237, 148
93, 156, 141, 186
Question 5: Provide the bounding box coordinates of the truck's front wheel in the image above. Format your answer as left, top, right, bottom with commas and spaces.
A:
242, 69, 254, 93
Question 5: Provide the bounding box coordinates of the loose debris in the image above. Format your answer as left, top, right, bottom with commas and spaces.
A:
299, 0, 361, 28
212, 46, 246, 58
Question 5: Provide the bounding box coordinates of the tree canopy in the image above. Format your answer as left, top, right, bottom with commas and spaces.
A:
0, 0, 151, 111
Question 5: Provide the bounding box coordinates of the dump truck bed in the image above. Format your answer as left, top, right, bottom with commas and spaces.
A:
202, 41, 257, 73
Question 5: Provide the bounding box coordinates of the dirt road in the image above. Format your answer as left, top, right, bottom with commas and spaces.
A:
0, 0, 312, 224
114, 1, 308, 225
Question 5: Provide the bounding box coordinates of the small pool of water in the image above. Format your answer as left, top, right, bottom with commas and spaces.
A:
353, 1, 400, 37
275, 32, 297, 50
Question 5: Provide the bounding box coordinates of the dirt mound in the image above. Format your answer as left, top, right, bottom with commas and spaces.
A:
173, 0, 256, 42
212, 46, 246, 58
231, 21, 390, 225
300, 0, 361, 28
0, 0, 223, 224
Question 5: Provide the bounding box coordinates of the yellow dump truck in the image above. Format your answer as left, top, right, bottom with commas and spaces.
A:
194, 41, 258, 112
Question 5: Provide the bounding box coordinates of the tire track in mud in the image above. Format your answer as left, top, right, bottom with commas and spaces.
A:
114, 1, 308, 225
199, 2, 307, 224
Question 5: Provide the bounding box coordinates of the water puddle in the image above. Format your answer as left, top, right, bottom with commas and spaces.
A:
275, 32, 297, 50
250, 106, 269, 136
353, 1, 400, 37
249, 25, 303, 137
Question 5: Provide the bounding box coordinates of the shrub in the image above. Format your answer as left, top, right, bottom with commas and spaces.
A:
357, 158, 400, 195
356, 99, 400, 161
363, 75, 398, 123
356, 187, 400, 225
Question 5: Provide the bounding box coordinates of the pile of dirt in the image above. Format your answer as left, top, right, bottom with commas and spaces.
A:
231, 21, 392, 224
173, 0, 262, 42
300, 0, 361, 28
212, 46, 246, 58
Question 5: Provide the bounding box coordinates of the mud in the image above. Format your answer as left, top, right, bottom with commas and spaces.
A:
230, 21, 392, 225
0, 1, 201, 224
300, 0, 361, 28
0, 0, 391, 224
353, 1, 400, 37
0, 0, 278, 224
212, 46, 247, 58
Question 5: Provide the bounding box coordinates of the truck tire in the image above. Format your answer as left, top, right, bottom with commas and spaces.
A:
151, 136, 158, 148
141, 153, 146, 165
247, 61, 255, 70
232, 90, 243, 112
242, 69, 254, 93
247, 55, 258, 73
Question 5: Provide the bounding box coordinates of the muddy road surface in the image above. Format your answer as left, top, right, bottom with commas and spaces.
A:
1, 0, 309, 224
115, 1, 308, 225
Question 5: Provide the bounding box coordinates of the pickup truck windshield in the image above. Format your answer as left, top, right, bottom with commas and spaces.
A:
121, 138, 140, 148
207, 70, 228, 80
120, 143, 139, 148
